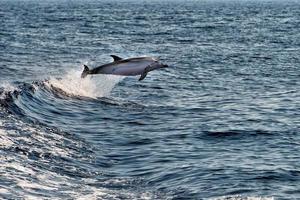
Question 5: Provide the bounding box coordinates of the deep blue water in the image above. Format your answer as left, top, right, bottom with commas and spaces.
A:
0, 0, 300, 199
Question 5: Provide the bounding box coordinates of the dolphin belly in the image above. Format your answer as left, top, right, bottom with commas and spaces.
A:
113, 65, 146, 76
102, 61, 152, 76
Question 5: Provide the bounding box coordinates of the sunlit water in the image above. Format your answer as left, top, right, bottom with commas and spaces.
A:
0, 0, 299, 199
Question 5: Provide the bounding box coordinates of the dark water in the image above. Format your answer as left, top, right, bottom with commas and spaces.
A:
0, 0, 300, 199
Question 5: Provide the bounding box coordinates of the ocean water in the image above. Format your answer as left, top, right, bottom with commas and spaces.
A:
0, 0, 299, 199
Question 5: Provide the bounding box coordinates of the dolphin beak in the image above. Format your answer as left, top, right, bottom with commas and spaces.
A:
163, 64, 169, 68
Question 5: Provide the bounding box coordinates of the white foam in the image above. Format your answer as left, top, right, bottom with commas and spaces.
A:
0, 129, 14, 148
46, 68, 124, 98
1, 161, 36, 175
0, 82, 18, 100
17, 179, 54, 191
71, 186, 157, 200
0, 188, 9, 194
74, 188, 113, 200
210, 195, 274, 200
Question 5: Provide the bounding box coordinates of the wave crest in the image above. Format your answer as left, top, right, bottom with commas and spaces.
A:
46, 69, 124, 98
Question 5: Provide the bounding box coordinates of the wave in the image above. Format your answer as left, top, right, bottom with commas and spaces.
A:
0, 82, 19, 100
1, 67, 123, 99
0, 67, 124, 105
0, 68, 126, 131
202, 130, 275, 139
0, 68, 161, 199
0, 67, 149, 139
0, 112, 160, 200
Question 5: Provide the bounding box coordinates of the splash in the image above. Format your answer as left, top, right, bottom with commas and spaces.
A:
0, 82, 19, 100
46, 68, 124, 98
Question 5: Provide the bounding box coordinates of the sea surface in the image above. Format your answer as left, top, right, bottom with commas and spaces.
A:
0, 0, 299, 199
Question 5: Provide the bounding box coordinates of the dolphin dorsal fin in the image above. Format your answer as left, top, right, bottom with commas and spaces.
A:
110, 55, 123, 62
139, 66, 151, 81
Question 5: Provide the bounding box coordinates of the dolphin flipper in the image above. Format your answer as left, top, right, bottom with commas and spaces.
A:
139, 66, 151, 81
110, 55, 123, 62
139, 71, 148, 81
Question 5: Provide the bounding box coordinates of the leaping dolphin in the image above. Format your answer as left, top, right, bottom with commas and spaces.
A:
81, 55, 168, 81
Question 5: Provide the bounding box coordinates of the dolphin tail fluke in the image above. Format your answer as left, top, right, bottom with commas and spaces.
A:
81, 65, 90, 78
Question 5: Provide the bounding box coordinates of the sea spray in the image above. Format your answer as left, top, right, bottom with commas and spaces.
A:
47, 68, 124, 98
0, 82, 19, 100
